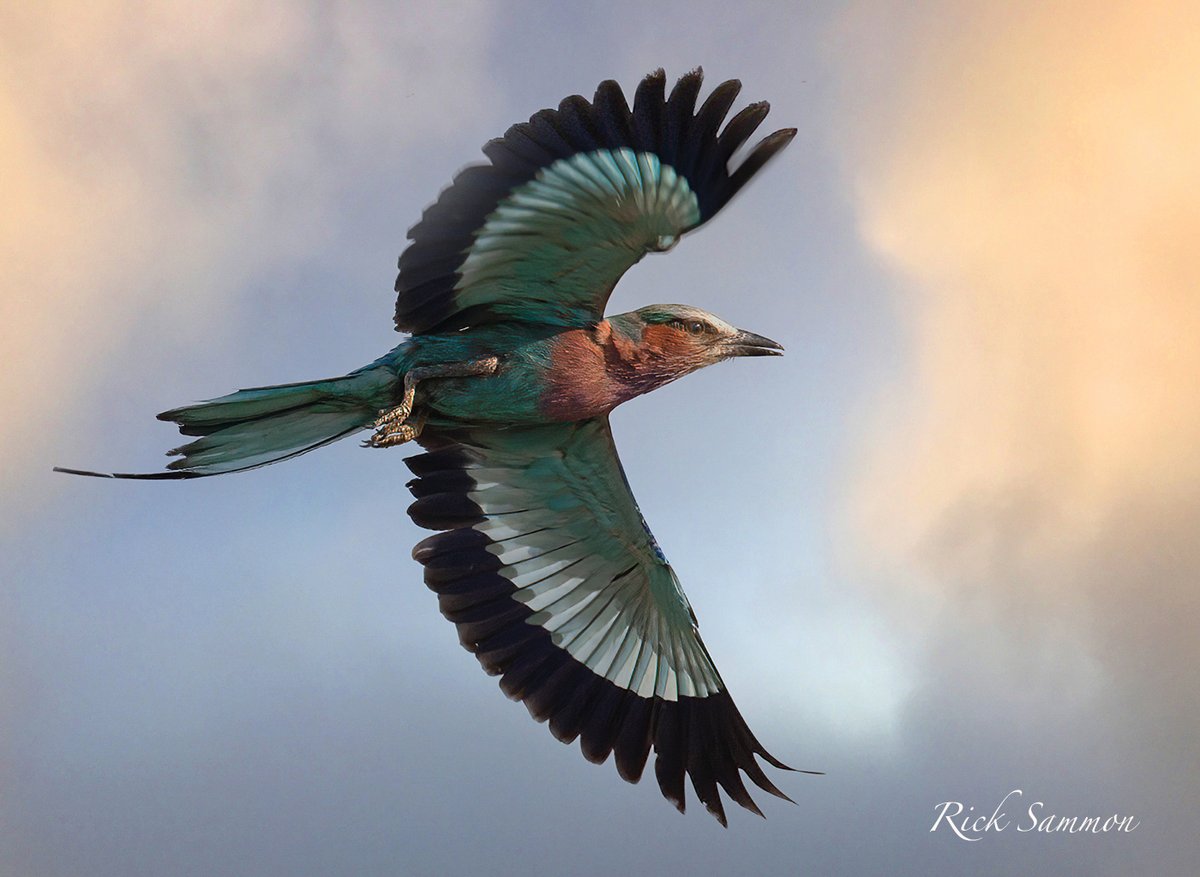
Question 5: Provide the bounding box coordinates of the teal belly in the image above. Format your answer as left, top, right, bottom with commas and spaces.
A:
410, 330, 557, 427
422, 366, 549, 425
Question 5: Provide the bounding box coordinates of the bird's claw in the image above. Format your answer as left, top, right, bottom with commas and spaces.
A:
364, 407, 427, 448
363, 356, 497, 449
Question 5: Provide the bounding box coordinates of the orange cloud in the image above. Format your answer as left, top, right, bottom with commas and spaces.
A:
0, 1, 494, 502
832, 2, 1200, 817
844, 0, 1200, 565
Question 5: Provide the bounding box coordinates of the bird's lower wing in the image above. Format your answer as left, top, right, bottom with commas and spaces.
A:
405, 417, 807, 825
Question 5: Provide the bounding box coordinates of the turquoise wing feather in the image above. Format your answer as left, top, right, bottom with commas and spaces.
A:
394, 69, 796, 334
405, 417, 803, 825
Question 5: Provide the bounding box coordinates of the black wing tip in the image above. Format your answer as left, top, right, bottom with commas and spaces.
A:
664, 790, 687, 815
757, 745, 820, 774
758, 128, 798, 154
615, 764, 643, 785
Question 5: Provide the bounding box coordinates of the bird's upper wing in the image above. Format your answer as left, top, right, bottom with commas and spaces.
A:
405, 418, 803, 825
394, 68, 795, 335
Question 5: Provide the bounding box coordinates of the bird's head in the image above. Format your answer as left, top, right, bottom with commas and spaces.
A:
624, 304, 784, 373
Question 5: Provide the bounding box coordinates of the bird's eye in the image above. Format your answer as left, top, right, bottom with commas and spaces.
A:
666, 318, 707, 336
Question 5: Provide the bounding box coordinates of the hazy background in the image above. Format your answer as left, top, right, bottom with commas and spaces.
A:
3, 2, 1196, 874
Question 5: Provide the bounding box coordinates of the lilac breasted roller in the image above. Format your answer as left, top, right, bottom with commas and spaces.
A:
57, 68, 816, 825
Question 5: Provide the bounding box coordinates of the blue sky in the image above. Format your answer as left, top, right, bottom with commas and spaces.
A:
3, 2, 1196, 874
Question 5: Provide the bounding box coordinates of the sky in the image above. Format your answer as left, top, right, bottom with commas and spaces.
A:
2, 1, 1196, 874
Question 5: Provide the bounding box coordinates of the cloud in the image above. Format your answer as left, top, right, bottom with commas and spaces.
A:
0, 0, 495, 499
834, 0, 1200, 833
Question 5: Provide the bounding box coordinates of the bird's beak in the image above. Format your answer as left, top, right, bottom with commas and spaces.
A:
726, 328, 785, 357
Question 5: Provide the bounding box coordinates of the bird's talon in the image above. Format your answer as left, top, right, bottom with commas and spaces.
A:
365, 410, 427, 448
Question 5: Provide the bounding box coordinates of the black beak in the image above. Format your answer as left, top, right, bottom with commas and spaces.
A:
726, 329, 785, 357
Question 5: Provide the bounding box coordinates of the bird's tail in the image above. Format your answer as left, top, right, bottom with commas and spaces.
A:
55, 365, 398, 479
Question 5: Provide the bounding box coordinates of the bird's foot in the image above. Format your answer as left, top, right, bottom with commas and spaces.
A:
362, 356, 499, 449
364, 408, 427, 448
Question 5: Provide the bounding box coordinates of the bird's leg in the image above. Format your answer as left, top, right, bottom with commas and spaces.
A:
364, 356, 499, 449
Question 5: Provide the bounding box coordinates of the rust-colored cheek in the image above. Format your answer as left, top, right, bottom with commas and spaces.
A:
639, 325, 707, 368
639, 324, 684, 354
638, 326, 676, 352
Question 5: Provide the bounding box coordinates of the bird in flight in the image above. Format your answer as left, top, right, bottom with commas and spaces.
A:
58, 68, 815, 825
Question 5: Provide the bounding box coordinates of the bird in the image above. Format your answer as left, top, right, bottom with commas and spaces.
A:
56, 68, 817, 825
